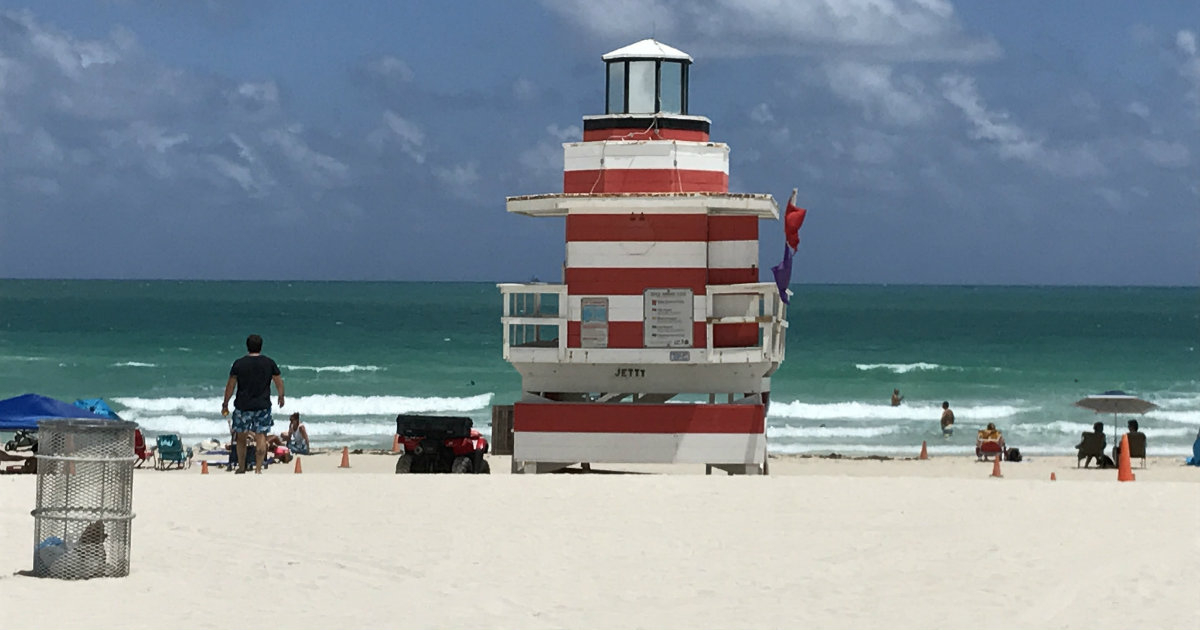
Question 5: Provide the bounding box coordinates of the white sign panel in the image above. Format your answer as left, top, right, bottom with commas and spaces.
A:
643, 288, 693, 348
580, 297, 608, 348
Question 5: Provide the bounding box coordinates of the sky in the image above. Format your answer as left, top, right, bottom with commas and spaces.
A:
0, 1, 1196, 285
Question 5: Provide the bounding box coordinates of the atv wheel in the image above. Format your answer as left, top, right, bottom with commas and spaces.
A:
451, 456, 473, 474
395, 453, 415, 474
476, 458, 491, 474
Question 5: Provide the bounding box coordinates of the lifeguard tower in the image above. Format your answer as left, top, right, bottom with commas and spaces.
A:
498, 39, 787, 474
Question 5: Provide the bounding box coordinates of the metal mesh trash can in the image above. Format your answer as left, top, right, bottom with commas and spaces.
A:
31, 418, 137, 579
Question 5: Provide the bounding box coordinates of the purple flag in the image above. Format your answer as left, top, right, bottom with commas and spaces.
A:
770, 243, 794, 304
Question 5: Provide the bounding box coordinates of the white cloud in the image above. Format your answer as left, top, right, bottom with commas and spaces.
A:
1095, 187, 1123, 210
1177, 30, 1200, 115
1178, 30, 1197, 56
16, 174, 60, 196
750, 102, 775, 124
129, 122, 189, 153
542, 0, 1000, 62
208, 155, 258, 192
546, 124, 580, 142
512, 78, 538, 102
434, 162, 482, 200
1140, 139, 1190, 168
940, 73, 1104, 178
236, 81, 278, 105
369, 56, 414, 83
849, 128, 896, 164
825, 61, 934, 126
1126, 101, 1150, 119
376, 110, 426, 164
262, 127, 350, 187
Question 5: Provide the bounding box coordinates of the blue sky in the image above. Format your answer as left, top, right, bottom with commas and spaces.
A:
0, 1, 1196, 285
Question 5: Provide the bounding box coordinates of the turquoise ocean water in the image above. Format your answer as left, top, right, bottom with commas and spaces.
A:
1, 280, 1196, 457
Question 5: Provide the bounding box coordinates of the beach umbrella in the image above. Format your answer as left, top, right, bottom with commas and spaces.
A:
1074, 390, 1157, 444
0, 393, 109, 431
73, 398, 122, 420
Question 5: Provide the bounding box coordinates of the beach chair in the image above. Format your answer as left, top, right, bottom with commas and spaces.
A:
133, 429, 155, 469
1075, 432, 1106, 468
154, 434, 192, 470
1114, 432, 1147, 469
976, 437, 1005, 461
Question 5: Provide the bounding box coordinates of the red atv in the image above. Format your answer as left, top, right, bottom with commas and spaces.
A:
394, 414, 490, 474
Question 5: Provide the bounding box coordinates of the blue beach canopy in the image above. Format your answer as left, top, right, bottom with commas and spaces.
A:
0, 393, 109, 431
73, 398, 122, 420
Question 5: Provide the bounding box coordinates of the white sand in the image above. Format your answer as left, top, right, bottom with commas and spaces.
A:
1, 453, 1197, 629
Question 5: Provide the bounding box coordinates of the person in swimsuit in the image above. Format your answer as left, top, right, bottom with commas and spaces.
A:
940, 401, 955, 437
281, 412, 310, 456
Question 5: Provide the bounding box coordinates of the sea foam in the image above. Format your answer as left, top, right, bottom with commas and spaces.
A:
114, 392, 494, 416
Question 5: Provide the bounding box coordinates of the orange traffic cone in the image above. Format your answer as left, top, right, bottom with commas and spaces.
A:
201, 460, 209, 474
1050, 472, 1056, 481
918, 441, 929, 460
391, 434, 401, 454
294, 457, 302, 474
339, 446, 351, 469
990, 454, 1003, 478
1117, 434, 1135, 482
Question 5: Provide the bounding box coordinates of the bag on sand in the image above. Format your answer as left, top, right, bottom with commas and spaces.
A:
1005, 447, 1022, 462
1097, 454, 1116, 469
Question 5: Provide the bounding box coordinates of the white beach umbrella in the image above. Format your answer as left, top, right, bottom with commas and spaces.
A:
1073, 390, 1158, 444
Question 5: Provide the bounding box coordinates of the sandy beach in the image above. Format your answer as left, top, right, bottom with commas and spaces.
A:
1, 451, 1197, 629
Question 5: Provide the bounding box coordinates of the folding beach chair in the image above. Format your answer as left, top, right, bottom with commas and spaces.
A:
134, 429, 155, 469
154, 434, 192, 470
1075, 432, 1106, 468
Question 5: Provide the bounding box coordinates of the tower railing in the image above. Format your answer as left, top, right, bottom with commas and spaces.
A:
499, 282, 787, 364
499, 283, 568, 361
704, 282, 788, 363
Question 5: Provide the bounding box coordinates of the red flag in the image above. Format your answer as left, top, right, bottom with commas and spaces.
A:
784, 194, 807, 250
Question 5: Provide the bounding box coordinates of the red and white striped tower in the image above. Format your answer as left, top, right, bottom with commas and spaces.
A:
500, 39, 788, 474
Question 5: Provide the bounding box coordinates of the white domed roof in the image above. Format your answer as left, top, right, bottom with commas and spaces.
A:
602, 39, 692, 62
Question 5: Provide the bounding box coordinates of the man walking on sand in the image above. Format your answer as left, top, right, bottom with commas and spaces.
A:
221, 334, 284, 474
940, 401, 955, 437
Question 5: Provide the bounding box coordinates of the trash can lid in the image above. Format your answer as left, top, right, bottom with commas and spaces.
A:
37, 418, 138, 432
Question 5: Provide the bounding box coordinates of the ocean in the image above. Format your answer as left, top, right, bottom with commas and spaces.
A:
1, 280, 1196, 457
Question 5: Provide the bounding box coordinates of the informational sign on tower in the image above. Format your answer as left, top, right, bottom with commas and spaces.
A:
580, 297, 609, 348
643, 288, 693, 347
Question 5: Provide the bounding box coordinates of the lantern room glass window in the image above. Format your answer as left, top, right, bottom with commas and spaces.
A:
605, 59, 690, 115
627, 61, 656, 113
660, 61, 683, 113
607, 62, 624, 114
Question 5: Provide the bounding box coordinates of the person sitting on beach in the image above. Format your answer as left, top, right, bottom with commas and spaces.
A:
1076, 422, 1108, 468
1186, 427, 1200, 467
977, 422, 1002, 441
1112, 419, 1143, 464
891, 389, 904, 406
976, 422, 1006, 454
281, 412, 310, 456
940, 401, 955, 437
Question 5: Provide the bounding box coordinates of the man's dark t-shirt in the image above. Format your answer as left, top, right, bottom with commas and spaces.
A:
230, 355, 280, 411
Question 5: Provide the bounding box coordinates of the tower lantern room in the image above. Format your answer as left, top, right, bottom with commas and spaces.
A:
603, 39, 691, 116
498, 39, 789, 475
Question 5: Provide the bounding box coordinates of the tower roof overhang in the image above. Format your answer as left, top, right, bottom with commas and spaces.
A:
506, 192, 779, 219
602, 39, 692, 62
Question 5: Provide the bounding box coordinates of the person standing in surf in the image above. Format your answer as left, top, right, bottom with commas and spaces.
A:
940, 401, 955, 437
221, 334, 285, 474
891, 389, 904, 406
